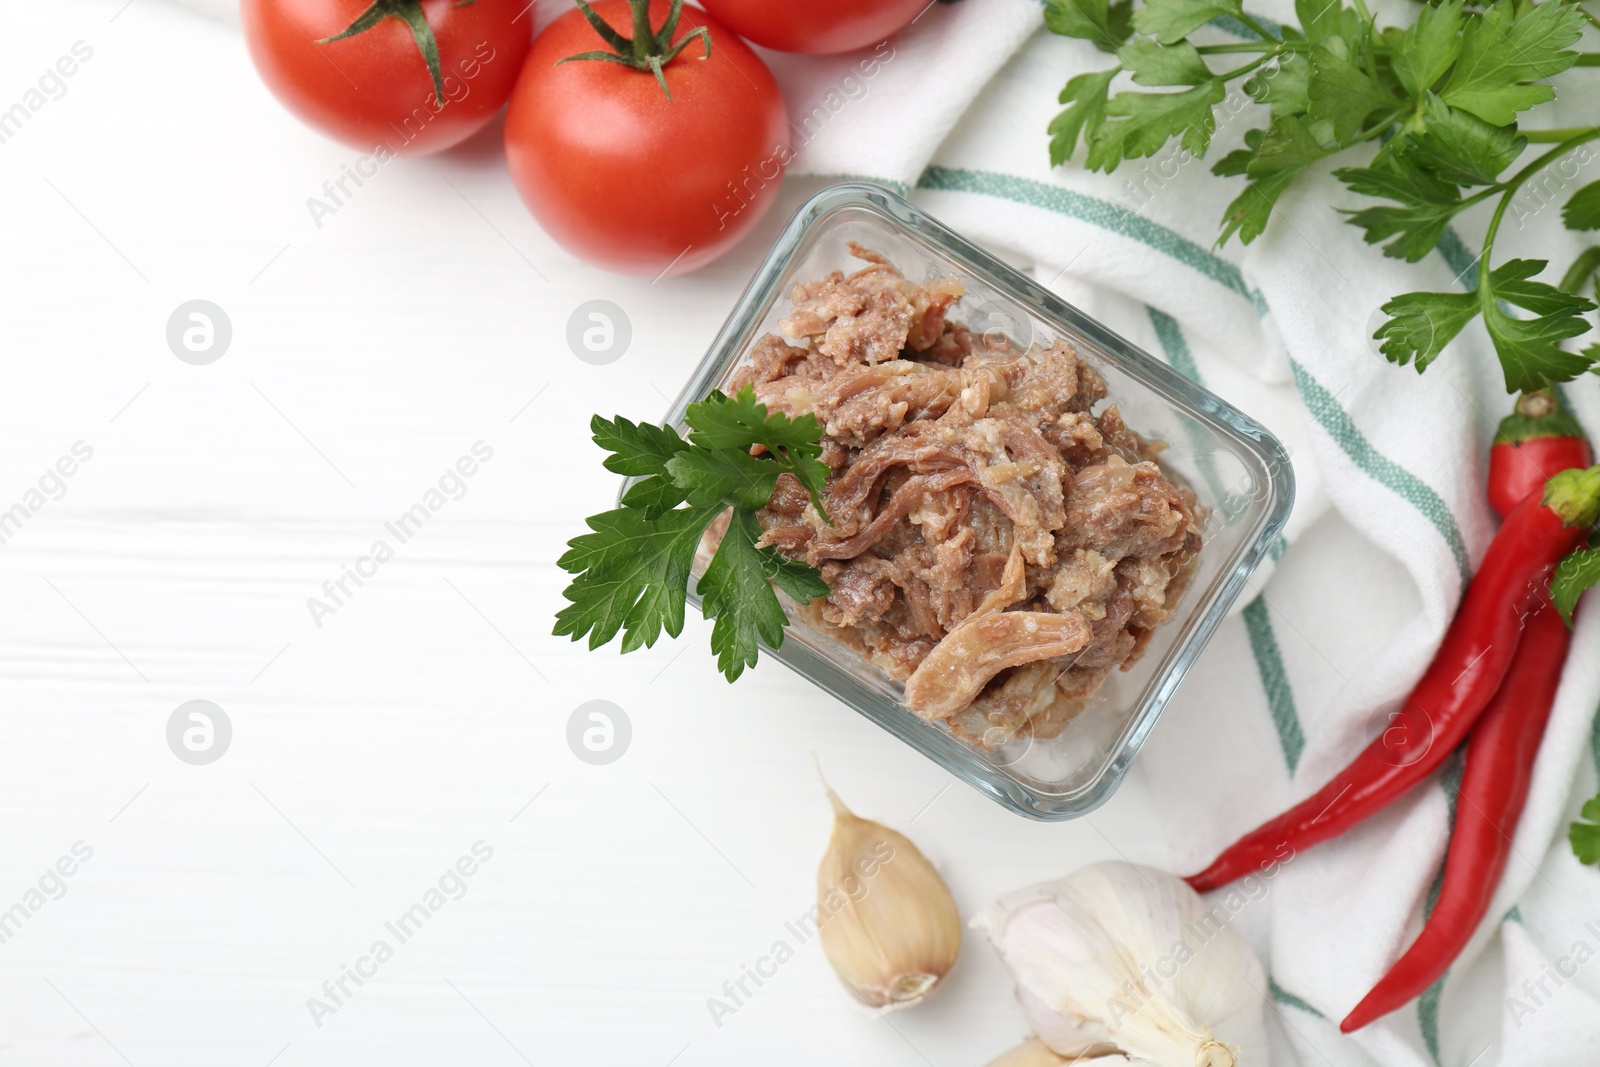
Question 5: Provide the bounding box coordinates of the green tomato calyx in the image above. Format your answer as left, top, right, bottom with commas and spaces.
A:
319, 0, 478, 108
559, 0, 712, 101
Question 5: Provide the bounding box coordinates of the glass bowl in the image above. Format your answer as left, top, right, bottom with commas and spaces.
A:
644, 182, 1293, 820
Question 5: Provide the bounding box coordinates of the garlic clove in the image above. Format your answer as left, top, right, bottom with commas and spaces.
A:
816, 780, 961, 1011
1016, 985, 1122, 1061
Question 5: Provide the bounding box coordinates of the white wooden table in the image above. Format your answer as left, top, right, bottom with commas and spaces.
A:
0, 4, 1204, 1065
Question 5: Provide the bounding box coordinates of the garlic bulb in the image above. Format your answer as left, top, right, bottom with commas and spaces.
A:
816, 781, 961, 1011
981, 862, 1269, 1067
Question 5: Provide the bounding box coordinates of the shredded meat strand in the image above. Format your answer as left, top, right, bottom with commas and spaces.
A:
904, 612, 1093, 720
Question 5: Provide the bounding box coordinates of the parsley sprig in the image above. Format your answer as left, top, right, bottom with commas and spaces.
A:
554, 387, 831, 682
1045, 0, 1600, 393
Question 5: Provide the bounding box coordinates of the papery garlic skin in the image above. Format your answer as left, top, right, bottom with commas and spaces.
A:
981, 862, 1269, 1067
983, 1037, 1071, 1067
817, 785, 961, 1011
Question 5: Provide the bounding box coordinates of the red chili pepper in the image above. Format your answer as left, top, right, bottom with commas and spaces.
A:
1185, 466, 1600, 894
1340, 603, 1572, 1032
1488, 391, 1591, 519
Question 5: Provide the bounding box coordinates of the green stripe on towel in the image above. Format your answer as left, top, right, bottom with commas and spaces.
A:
1415, 752, 1467, 1067
1288, 359, 1471, 586
1147, 307, 1304, 772
1147, 306, 1204, 382
1243, 598, 1305, 773
1435, 227, 1479, 289
1146, 307, 1230, 500
1144, 308, 1287, 579
1419, 979, 1445, 1066
1269, 977, 1326, 1018
916, 166, 1269, 314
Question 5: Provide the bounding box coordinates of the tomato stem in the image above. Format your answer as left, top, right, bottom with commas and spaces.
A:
631, 0, 655, 62
318, 0, 469, 106
561, 0, 711, 100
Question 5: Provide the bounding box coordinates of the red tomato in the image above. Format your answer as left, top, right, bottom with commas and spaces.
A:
241, 0, 533, 155
697, 0, 928, 54
503, 0, 788, 276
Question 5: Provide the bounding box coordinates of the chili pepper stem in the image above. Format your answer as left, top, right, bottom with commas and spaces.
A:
1543, 464, 1600, 528
1519, 391, 1553, 419
1494, 391, 1586, 446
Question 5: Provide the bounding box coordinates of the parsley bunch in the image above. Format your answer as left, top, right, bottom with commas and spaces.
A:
1046, 0, 1600, 393
554, 387, 831, 682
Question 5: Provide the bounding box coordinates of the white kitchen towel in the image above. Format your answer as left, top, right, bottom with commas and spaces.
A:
778, 3, 1600, 1066
172, 2, 1600, 1065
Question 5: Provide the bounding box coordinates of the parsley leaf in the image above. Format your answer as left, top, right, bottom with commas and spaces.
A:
1119, 37, 1214, 87
1373, 290, 1482, 372
1050, 68, 1119, 165
1563, 181, 1600, 231
699, 510, 795, 682
1132, 0, 1242, 46
1215, 117, 1332, 246
621, 470, 692, 518
665, 445, 779, 511
683, 387, 831, 517
554, 506, 716, 653
1401, 94, 1524, 187
1489, 258, 1596, 316
1482, 259, 1598, 392
1217, 172, 1296, 245
556, 389, 832, 682
1440, 0, 1585, 126
593, 413, 688, 478
1392, 0, 1464, 99
592, 414, 690, 517
1211, 128, 1262, 178
1249, 114, 1332, 176
1243, 51, 1311, 117
1087, 80, 1225, 170
1307, 40, 1403, 143
766, 548, 831, 602
1552, 546, 1600, 628
1336, 154, 1465, 262
1572, 794, 1600, 866
1373, 259, 1598, 388
1045, 0, 1135, 51
1293, 0, 1347, 42
1341, 198, 1464, 263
